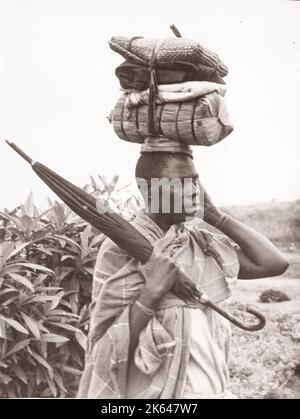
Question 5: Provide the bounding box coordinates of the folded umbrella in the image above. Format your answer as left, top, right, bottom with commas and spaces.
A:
5, 140, 265, 332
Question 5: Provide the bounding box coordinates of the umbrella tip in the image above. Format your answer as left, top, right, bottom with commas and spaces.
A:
5, 141, 34, 165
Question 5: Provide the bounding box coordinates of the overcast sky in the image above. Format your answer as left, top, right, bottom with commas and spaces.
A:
0, 0, 299, 210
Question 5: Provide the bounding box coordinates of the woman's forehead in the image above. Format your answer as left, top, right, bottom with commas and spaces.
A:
159, 157, 199, 179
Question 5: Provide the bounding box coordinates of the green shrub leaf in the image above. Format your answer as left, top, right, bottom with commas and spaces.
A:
0, 315, 29, 335
21, 313, 41, 339
3, 339, 31, 359
40, 334, 70, 344
9, 273, 35, 292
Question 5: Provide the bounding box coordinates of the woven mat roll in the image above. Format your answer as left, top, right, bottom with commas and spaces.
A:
109, 36, 228, 77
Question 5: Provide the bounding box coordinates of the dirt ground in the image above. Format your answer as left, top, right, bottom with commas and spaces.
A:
227, 252, 300, 399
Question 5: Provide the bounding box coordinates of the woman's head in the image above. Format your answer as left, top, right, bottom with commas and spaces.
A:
135, 152, 202, 224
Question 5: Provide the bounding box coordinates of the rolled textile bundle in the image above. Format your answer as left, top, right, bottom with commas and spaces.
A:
124, 81, 227, 108
116, 61, 225, 91
111, 91, 233, 146
109, 36, 228, 77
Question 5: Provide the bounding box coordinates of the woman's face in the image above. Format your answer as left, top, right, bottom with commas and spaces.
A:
139, 156, 203, 223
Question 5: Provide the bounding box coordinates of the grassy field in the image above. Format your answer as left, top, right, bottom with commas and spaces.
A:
227, 251, 300, 399
281, 251, 300, 279
223, 200, 300, 398
223, 200, 300, 250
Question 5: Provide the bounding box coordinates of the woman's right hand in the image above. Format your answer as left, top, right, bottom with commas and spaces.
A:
138, 249, 180, 303
138, 249, 201, 306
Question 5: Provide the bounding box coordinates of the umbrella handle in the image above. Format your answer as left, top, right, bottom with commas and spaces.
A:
205, 300, 266, 332
5, 141, 34, 165
174, 274, 265, 332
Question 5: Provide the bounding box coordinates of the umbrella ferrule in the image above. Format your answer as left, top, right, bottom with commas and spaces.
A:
5, 141, 34, 165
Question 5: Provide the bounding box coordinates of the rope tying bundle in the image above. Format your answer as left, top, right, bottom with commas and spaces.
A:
147, 25, 183, 136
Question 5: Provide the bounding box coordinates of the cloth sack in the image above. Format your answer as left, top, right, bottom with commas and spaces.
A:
124, 81, 227, 108
116, 61, 225, 91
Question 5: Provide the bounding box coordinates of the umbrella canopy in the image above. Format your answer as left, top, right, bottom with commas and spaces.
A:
5, 141, 265, 332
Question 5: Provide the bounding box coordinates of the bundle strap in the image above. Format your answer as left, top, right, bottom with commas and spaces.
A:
147, 39, 165, 136
147, 25, 183, 134
148, 67, 158, 135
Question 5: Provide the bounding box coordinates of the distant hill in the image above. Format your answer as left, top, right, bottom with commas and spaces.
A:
222, 199, 300, 249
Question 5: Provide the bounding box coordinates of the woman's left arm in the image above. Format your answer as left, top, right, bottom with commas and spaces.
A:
203, 190, 289, 279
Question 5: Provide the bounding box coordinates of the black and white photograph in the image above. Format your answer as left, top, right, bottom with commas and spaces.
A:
0, 0, 299, 402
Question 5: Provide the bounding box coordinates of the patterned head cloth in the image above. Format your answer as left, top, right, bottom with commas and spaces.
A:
140, 136, 193, 158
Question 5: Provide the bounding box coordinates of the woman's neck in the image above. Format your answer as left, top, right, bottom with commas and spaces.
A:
146, 213, 173, 233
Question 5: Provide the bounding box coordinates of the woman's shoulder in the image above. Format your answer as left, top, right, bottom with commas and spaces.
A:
99, 236, 128, 255
94, 237, 131, 276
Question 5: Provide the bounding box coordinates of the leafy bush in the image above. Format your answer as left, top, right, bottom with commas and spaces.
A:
0, 176, 141, 398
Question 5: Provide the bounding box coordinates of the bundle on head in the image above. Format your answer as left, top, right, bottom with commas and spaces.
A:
109, 28, 232, 143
